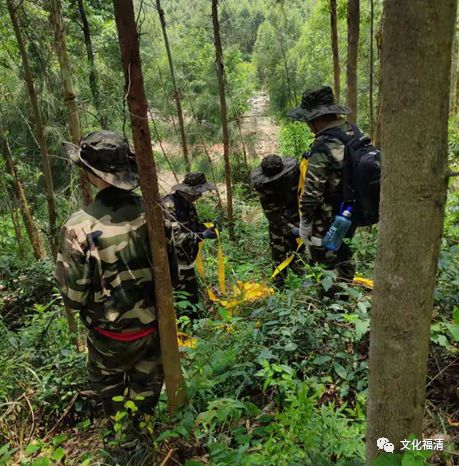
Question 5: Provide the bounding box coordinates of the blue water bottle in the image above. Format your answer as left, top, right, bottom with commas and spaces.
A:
322, 207, 352, 251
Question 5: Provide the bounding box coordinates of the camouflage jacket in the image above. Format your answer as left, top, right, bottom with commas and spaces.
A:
254, 162, 300, 233
300, 120, 354, 236
162, 192, 206, 266
55, 186, 178, 331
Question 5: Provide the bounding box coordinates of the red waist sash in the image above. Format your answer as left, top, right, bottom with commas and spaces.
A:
94, 324, 157, 341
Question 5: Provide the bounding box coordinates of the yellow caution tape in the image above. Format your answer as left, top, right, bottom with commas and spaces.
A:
208, 281, 275, 309
196, 241, 205, 277
177, 331, 197, 349
298, 157, 308, 201
352, 276, 374, 290
196, 222, 226, 295
196, 224, 274, 310
272, 237, 304, 279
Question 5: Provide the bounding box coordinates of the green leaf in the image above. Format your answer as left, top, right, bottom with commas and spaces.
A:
312, 355, 332, 365
333, 362, 347, 380
446, 323, 459, 341
112, 395, 124, 402
25, 442, 43, 456
321, 275, 333, 292
453, 306, 459, 324
51, 447, 66, 462
355, 319, 370, 341
124, 400, 138, 412
51, 434, 67, 447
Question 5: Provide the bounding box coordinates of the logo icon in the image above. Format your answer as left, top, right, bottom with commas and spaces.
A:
377, 437, 395, 453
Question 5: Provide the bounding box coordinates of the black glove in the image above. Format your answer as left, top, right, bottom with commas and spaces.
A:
201, 228, 217, 240
291, 226, 300, 237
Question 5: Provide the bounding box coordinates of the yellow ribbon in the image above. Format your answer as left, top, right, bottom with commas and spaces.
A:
272, 237, 304, 278
298, 157, 308, 201
352, 276, 374, 290
196, 222, 226, 295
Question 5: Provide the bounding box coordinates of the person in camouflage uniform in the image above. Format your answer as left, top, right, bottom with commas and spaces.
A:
162, 172, 217, 317
55, 131, 178, 420
288, 85, 360, 282
251, 155, 301, 287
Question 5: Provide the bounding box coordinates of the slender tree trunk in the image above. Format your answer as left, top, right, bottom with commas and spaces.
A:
330, 0, 340, 102
346, 0, 359, 123
7, 0, 58, 257
373, 20, 383, 148
365, 0, 456, 463
450, 27, 458, 116
77, 0, 106, 129
10, 203, 25, 259
156, 0, 190, 171
0, 112, 47, 260
369, 0, 374, 137
113, 0, 185, 414
212, 0, 234, 240
50, 0, 93, 206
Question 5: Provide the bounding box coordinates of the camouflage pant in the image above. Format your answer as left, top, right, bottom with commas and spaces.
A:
270, 227, 303, 287
176, 263, 200, 318
310, 222, 356, 283
310, 241, 355, 282
87, 330, 163, 417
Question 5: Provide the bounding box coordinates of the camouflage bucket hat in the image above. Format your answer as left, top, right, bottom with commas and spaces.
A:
172, 172, 216, 195
63, 131, 139, 191
287, 85, 352, 122
251, 155, 298, 187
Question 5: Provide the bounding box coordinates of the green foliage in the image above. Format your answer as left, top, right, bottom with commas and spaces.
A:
279, 120, 314, 157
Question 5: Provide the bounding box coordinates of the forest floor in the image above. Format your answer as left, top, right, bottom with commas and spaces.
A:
0, 97, 458, 465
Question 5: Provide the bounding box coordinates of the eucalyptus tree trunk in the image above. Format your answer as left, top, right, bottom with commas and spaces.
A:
77, 0, 106, 128
156, 0, 191, 172
211, 0, 234, 240
50, 0, 93, 206
0, 113, 47, 260
369, 0, 375, 137
450, 28, 458, 116
113, 0, 185, 414
7, 0, 58, 257
346, 0, 359, 123
365, 0, 456, 463
330, 0, 340, 101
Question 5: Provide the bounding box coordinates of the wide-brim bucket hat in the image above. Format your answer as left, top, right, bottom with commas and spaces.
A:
63, 130, 139, 191
172, 172, 216, 195
251, 155, 298, 188
287, 85, 352, 122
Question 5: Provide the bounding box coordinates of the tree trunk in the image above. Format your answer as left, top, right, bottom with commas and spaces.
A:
10, 203, 25, 259
77, 0, 106, 129
113, 0, 185, 414
0, 112, 47, 260
450, 27, 458, 116
373, 19, 383, 148
369, 0, 374, 137
330, 0, 340, 102
365, 0, 456, 463
7, 0, 58, 258
346, 0, 359, 123
156, 0, 190, 172
50, 0, 93, 206
212, 0, 234, 240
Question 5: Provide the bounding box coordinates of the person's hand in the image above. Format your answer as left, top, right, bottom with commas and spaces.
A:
299, 219, 313, 259
201, 228, 217, 240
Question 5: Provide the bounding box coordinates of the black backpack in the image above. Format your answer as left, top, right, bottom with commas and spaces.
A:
316, 124, 381, 227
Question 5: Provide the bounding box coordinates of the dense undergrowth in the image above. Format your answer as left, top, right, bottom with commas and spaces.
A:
0, 189, 457, 465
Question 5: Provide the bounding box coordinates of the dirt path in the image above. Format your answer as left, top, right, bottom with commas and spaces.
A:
239, 91, 280, 159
